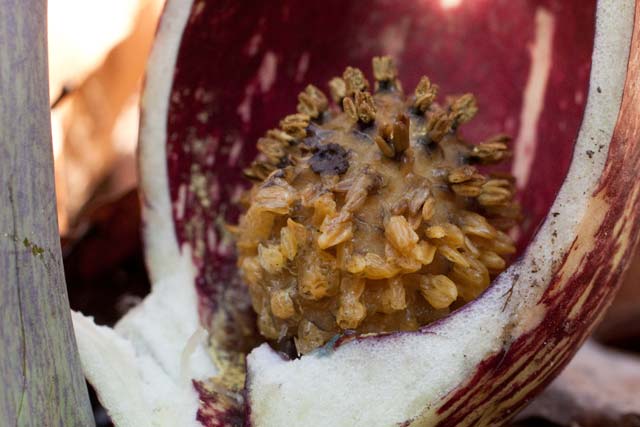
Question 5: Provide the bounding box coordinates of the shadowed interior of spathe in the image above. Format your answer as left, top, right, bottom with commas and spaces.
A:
164, 0, 596, 332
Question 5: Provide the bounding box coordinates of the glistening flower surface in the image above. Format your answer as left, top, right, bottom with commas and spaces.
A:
235, 57, 520, 353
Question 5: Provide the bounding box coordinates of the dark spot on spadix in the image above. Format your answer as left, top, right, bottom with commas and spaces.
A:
309, 143, 350, 175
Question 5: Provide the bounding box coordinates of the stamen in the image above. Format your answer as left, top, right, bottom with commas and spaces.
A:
343, 66, 370, 95
328, 77, 347, 104
392, 113, 410, 154
375, 123, 395, 158
372, 55, 399, 91
449, 93, 478, 125
297, 84, 329, 119
280, 113, 310, 139
343, 96, 358, 123
354, 91, 377, 124
471, 135, 512, 164
426, 109, 454, 142
414, 76, 438, 112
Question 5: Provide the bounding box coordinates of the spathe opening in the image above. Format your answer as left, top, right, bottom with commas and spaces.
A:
164, 0, 596, 356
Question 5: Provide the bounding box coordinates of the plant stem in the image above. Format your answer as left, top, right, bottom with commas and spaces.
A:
0, 1, 95, 425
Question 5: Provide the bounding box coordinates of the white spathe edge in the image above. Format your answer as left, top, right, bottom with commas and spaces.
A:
70, 0, 215, 426
73, 259, 216, 427
138, 0, 195, 285
246, 2, 635, 427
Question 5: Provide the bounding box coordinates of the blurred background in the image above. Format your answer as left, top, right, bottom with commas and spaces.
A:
50, 0, 162, 330
49, 1, 639, 426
